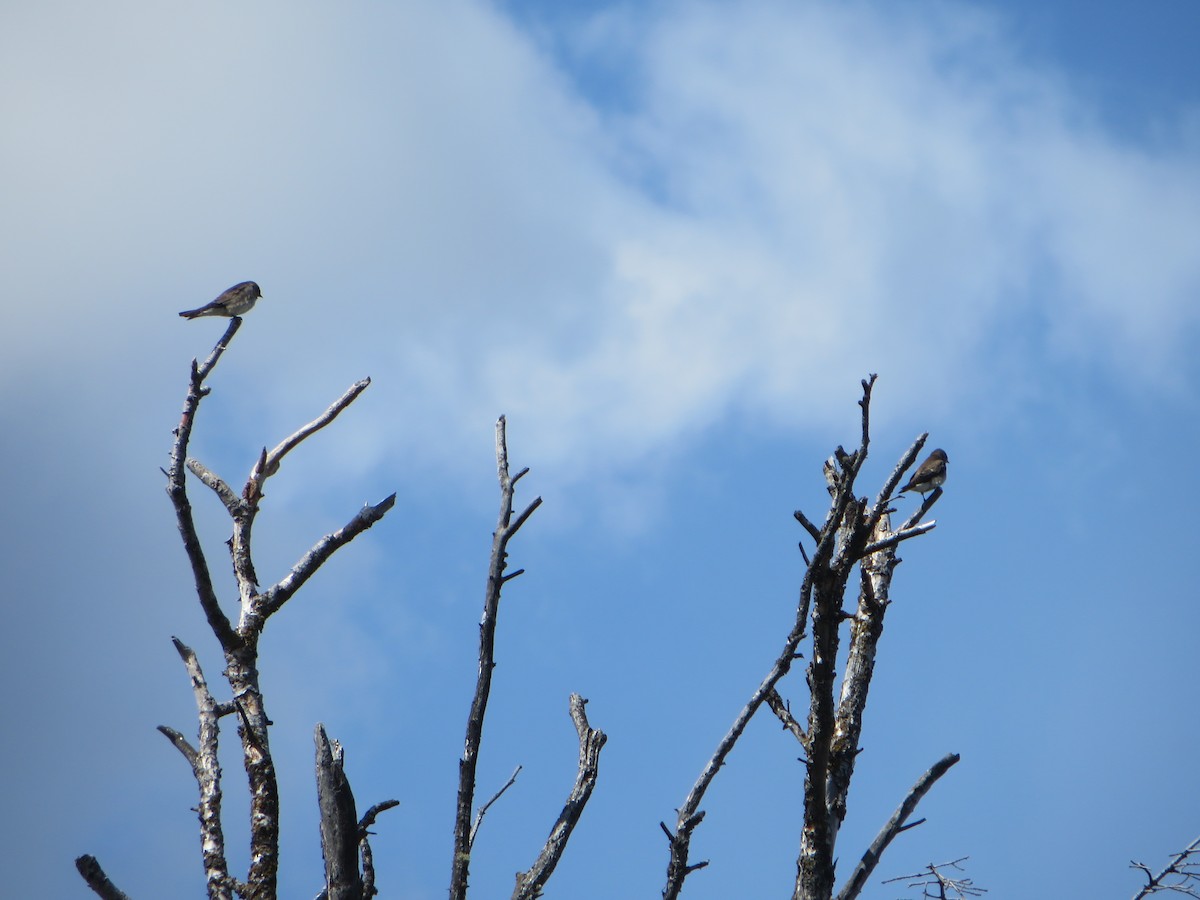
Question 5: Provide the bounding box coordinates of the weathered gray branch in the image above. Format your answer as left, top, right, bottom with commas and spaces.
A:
256, 493, 397, 622
166, 318, 242, 653
316, 725, 363, 900
449, 415, 542, 900
859, 520, 937, 556
1132, 833, 1200, 899
834, 752, 961, 900
470, 766, 522, 851
766, 688, 808, 750
882, 856, 985, 898
185, 458, 241, 514
512, 695, 607, 900
88, 319, 395, 900
259, 378, 371, 482
75, 855, 132, 900
157, 637, 233, 900
663, 376, 882, 900
827, 513, 901, 850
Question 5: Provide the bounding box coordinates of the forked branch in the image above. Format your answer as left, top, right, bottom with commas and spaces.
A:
449, 416, 542, 900
1131, 833, 1200, 899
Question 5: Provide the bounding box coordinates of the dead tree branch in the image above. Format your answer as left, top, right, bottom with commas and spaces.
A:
166, 317, 242, 653
662, 377, 878, 900
75, 855, 132, 900
470, 766, 523, 851
315, 725, 363, 900
1132, 834, 1200, 899
157, 637, 234, 900
882, 857, 986, 898
449, 415, 543, 900
661, 375, 955, 900
358, 800, 401, 899
512, 694, 607, 900
766, 688, 809, 750
83, 319, 395, 900
835, 753, 961, 900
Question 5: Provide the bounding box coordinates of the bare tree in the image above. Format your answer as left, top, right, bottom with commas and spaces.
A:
75, 324, 1199, 900
77, 320, 604, 900
77, 318, 396, 899
660, 375, 960, 900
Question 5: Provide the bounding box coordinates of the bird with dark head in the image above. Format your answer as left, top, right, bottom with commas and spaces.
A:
899, 448, 948, 499
179, 281, 262, 319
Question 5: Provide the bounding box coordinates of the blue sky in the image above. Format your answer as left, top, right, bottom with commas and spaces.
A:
2, 1, 1199, 897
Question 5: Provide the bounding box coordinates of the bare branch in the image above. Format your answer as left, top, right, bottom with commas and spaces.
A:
450, 416, 542, 900
665, 377, 880, 900
469, 766, 523, 851
75, 855, 132, 900
255, 494, 397, 622
765, 688, 808, 749
315, 725, 362, 900
883, 856, 986, 898
258, 378, 372, 485
860, 520, 938, 556
512, 695, 607, 900
185, 457, 242, 514
864, 434, 927, 534
826, 513, 902, 847
165, 322, 242, 653
357, 800, 400, 899
793, 508, 822, 543
163, 636, 233, 899
1132, 834, 1200, 899
900, 486, 944, 533
835, 753, 961, 900
359, 800, 401, 836
157, 724, 199, 767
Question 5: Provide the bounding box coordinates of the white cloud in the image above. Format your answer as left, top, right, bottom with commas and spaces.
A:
1, 0, 1197, 486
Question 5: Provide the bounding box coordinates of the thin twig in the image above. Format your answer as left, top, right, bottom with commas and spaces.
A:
860, 520, 938, 556
883, 856, 986, 898
470, 766, 523, 850
765, 688, 808, 749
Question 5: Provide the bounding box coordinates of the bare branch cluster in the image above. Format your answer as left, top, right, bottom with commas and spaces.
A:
80, 330, 984, 900
449, 417, 607, 900
77, 316, 605, 900
882, 857, 986, 899
1132, 834, 1200, 899
661, 375, 956, 900
78, 318, 397, 899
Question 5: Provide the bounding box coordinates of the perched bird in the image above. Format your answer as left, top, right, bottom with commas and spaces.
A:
899, 448, 948, 498
179, 281, 262, 319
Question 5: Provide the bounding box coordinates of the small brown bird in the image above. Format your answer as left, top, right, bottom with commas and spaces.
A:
899, 448, 948, 498
179, 281, 262, 319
